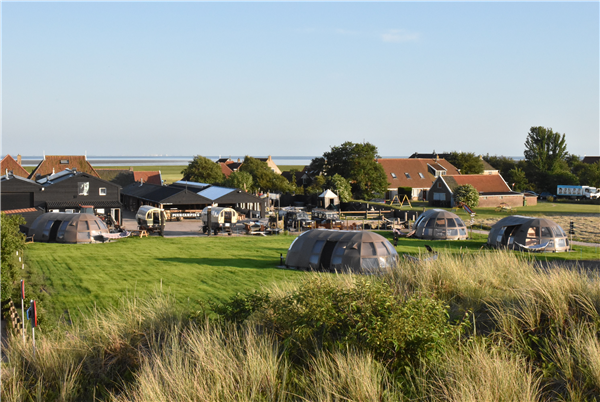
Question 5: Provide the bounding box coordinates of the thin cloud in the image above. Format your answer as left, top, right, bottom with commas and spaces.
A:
381, 29, 419, 43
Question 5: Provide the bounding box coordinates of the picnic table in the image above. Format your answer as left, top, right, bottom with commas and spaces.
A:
495, 203, 517, 213
130, 229, 148, 238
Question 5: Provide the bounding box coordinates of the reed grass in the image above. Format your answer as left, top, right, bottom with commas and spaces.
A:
3, 251, 599, 401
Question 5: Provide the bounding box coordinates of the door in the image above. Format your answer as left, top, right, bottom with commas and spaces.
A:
111, 208, 121, 226
49, 220, 62, 242
319, 241, 338, 270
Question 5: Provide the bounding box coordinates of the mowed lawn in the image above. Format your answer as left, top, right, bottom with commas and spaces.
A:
26, 231, 598, 327
25, 235, 303, 324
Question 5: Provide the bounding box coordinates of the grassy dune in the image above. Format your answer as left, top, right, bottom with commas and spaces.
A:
4, 250, 600, 401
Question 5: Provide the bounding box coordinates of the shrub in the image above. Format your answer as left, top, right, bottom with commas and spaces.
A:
213, 275, 464, 369
453, 184, 479, 208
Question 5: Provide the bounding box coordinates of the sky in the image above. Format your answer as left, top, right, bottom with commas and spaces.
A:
2, 2, 599, 158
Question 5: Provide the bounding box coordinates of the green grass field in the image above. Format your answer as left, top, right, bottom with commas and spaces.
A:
24, 231, 598, 328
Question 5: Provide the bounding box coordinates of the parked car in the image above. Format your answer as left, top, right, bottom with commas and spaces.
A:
539, 191, 555, 200
522, 190, 538, 197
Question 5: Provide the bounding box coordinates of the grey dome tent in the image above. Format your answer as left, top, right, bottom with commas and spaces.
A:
487, 215, 569, 252
28, 212, 110, 244
412, 209, 468, 240
285, 229, 398, 273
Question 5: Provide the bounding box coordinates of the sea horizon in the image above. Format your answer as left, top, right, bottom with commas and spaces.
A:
7, 154, 526, 167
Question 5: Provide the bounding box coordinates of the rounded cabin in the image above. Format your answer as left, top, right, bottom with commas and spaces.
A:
201, 206, 238, 233
28, 212, 110, 244
285, 229, 398, 273
487, 216, 569, 252
413, 209, 468, 240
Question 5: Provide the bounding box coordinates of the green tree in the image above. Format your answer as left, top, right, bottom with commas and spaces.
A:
453, 184, 479, 208
508, 167, 529, 192
573, 161, 600, 188
226, 171, 253, 191
524, 126, 568, 172
181, 156, 225, 184
306, 175, 326, 195
310, 142, 388, 200
240, 156, 291, 193
446, 152, 484, 174
1, 212, 26, 302
327, 174, 352, 202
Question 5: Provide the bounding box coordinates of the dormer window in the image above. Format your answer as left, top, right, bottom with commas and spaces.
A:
60, 159, 69, 164
391, 173, 397, 179
404, 173, 411, 179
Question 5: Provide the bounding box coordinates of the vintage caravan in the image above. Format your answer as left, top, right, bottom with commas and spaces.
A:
135, 205, 167, 235
201, 206, 238, 234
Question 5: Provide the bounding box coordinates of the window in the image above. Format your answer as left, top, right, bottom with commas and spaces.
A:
65, 209, 75, 213
96, 208, 105, 214
418, 172, 425, 179
437, 182, 442, 188
78, 182, 89, 196
60, 159, 69, 164
404, 173, 411, 179
391, 173, 397, 178
99, 188, 107, 196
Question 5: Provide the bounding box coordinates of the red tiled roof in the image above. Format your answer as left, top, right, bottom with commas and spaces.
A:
1, 155, 30, 178
133, 171, 162, 186
29, 155, 100, 179
377, 158, 460, 189
220, 163, 234, 178
444, 174, 511, 193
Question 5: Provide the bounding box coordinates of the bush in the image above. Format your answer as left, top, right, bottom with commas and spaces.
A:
213, 276, 465, 369
453, 184, 479, 208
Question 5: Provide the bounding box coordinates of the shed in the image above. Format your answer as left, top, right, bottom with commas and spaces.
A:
412, 209, 469, 240
28, 212, 110, 243
285, 229, 398, 273
487, 216, 569, 252
318, 189, 340, 209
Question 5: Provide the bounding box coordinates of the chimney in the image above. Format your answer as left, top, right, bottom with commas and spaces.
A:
17, 155, 22, 165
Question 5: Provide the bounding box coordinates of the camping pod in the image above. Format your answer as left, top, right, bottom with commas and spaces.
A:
487, 216, 569, 252
412, 209, 468, 240
285, 229, 398, 273
28, 212, 110, 244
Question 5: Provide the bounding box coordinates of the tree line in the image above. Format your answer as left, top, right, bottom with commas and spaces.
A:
182, 126, 599, 201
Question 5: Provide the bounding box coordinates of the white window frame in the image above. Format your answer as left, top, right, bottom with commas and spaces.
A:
99, 187, 107, 196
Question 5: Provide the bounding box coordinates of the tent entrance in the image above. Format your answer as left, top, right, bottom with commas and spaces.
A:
49, 220, 62, 242
500, 225, 520, 246
320, 241, 338, 270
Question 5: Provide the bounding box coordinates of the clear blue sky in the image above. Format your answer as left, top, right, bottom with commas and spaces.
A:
2, 2, 599, 158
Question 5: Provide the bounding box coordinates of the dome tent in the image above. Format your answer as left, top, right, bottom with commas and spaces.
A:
29, 212, 110, 244
487, 215, 569, 252
412, 209, 468, 240
285, 229, 398, 273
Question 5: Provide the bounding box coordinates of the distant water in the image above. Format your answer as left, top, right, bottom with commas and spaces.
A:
13, 155, 525, 167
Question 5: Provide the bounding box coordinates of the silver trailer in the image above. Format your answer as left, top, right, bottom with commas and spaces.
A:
201, 206, 238, 235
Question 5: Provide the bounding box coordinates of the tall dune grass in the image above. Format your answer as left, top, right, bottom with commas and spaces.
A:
2, 251, 599, 401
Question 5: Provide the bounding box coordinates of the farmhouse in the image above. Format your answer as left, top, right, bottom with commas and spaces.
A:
1, 154, 29, 178
377, 158, 460, 200
1, 168, 122, 225
427, 174, 537, 207
29, 155, 100, 180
